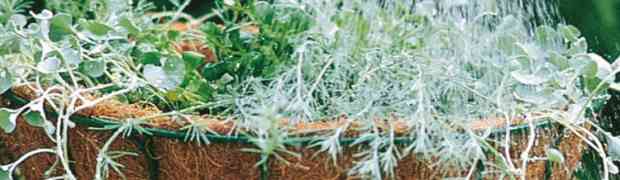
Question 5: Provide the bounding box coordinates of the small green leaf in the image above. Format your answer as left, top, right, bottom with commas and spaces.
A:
511, 70, 545, 85
144, 65, 170, 90
37, 56, 61, 73
582, 60, 598, 78
25, 23, 41, 35
0, 70, 13, 94
61, 47, 81, 66
559, 24, 580, 42
182, 51, 205, 70
549, 52, 569, 70
79, 60, 106, 78
9, 14, 27, 28
201, 22, 224, 38
568, 38, 587, 55
255, 3, 276, 24
571, 55, 598, 78
515, 43, 542, 60
583, 76, 602, 93
168, 30, 181, 40
163, 88, 184, 102
164, 58, 185, 73
588, 53, 612, 80
546, 148, 565, 163
512, 56, 532, 69
141, 52, 161, 65
24, 111, 45, 127
144, 59, 185, 91
514, 86, 548, 105
0, 168, 9, 180
198, 83, 213, 99
163, 57, 185, 86
202, 63, 227, 81
49, 14, 73, 42
83, 21, 113, 36
0, 108, 16, 133
24, 111, 55, 135
119, 17, 140, 34
496, 35, 517, 54
535, 25, 556, 46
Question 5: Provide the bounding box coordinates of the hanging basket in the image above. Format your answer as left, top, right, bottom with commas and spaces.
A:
0, 87, 594, 180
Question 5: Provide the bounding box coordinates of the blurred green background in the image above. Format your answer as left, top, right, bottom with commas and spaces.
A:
560, 0, 620, 60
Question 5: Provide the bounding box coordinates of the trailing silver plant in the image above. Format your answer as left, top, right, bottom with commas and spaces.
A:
0, 0, 161, 179
218, 0, 620, 179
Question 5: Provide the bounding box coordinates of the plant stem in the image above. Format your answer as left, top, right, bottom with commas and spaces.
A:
4, 148, 56, 179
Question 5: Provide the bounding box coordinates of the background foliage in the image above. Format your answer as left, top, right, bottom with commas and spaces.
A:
559, 0, 620, 59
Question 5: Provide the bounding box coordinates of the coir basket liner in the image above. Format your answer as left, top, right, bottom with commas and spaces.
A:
0, 87, 592, 180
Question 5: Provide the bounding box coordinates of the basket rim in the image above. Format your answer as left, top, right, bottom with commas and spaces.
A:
1, 88, 577, 146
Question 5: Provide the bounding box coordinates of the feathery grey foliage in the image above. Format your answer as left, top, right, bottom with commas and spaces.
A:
220, 0, 613, 178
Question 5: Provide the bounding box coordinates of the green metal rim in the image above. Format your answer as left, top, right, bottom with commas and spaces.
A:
3, 89, 597, 145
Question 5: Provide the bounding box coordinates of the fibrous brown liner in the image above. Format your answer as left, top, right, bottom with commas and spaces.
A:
481, 125, 589, 180
268, 146, 356, 180
0, 117, 65, 179
69, 125, 149, 180
267, 125, 586, 180
3, 86, 588, 179
0, 92, 148, 179
0, 109, 148, 179
153, 138, 262, 180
